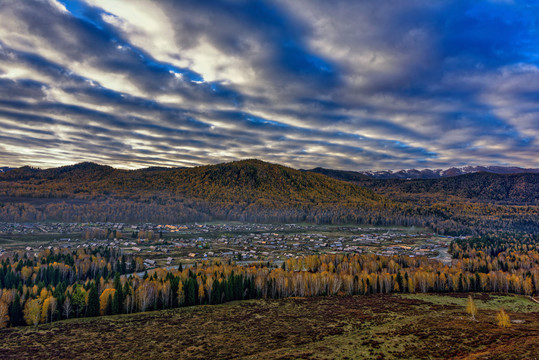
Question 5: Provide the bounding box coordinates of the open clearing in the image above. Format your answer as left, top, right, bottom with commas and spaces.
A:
0, 293, 537, 359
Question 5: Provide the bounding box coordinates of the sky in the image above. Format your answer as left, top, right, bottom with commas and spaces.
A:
0, 0, 538, 170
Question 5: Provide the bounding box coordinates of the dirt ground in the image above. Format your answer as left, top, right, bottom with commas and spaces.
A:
0, 293, 537, 360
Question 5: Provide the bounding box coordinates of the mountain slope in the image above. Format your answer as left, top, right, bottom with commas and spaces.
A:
364, 172, 539, 205
0, 159, 393, 224
0, 159, 382, 203
306, 169, 539, 205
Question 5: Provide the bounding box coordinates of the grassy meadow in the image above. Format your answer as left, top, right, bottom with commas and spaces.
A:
0, 293, 537, 359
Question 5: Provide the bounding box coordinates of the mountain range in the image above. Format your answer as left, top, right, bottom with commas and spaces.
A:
2, 164, 538, 179
306, 165, 539, 180
306, 168, 539, 205
0, 160, 537, 234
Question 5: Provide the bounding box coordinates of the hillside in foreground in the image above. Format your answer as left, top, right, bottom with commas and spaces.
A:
0, 294, 537, 360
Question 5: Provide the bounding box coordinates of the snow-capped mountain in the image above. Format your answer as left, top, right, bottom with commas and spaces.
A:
359, 166, 539, 179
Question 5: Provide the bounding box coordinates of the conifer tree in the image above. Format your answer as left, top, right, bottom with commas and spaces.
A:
87, 284, 100, 317
9, 294, 22, 326
112, 291, 120, 315
113, 273, 123, 314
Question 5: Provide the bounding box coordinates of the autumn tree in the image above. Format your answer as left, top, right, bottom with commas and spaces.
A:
63, 297, 72, 319
496, 308, 511, 328
49, 297, 57, 323
198, 283, 205, 305
41, 296, 51, 323
0, 300, 9, 328
24, 299, 42, 327
136, 281, 155, 312
466, 295, 477, 321
99, 288, 116, 315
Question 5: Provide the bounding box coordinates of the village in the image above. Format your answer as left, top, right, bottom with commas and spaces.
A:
0, 222, 458, 268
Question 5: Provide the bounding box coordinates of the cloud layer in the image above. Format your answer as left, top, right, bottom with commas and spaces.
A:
0, 0, 537, 170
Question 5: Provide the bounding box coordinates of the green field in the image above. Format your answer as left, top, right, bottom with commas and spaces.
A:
0, 233, 81, 248
1, 293, 537, 359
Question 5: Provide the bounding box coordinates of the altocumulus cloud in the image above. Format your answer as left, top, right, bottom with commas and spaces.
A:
0, 0, 537, 170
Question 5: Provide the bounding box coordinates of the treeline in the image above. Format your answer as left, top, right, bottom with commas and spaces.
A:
450, 233, 539, 271
0, 239, 537, 328
0, 198, 430, 227
0, 198, 536, 236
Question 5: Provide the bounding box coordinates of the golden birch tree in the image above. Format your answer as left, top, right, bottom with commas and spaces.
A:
466, 295, 477, 321
496, 308, 511, 328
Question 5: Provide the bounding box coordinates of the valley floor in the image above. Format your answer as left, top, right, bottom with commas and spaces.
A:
0, 293, 537, 360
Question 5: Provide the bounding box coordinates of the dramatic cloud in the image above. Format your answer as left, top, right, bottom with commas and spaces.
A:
0, 0, 537, 170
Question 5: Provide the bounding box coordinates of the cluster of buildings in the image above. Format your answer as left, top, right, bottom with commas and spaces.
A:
0, 222, 88, 235
0, 222, 459, 269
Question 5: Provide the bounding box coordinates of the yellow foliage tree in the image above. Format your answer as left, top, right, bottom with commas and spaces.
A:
24, 299, 42, 327
407, 277, 415, 293
41, 297, 51, 323
0, 300, 9, 328
198, 283, 205, 304
99, 288, 116, 315
466, 295, 477, 321
20, 266, 33, 282
49, 297, 57, 323
39, 288, 49, 300
496, 308, 511, 328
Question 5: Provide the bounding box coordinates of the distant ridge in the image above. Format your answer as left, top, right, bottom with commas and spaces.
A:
304, 167, 371, 182
307, 169, 539, 205
308, 165, 539, 180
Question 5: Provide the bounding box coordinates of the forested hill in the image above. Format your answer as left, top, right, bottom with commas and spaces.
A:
307, 169, 539, 205
0, 160, 397, 225
0, 160, 537, 234
0, 160, 383, 204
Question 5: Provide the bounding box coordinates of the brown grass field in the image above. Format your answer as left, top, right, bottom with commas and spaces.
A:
0, 293, 537, 359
